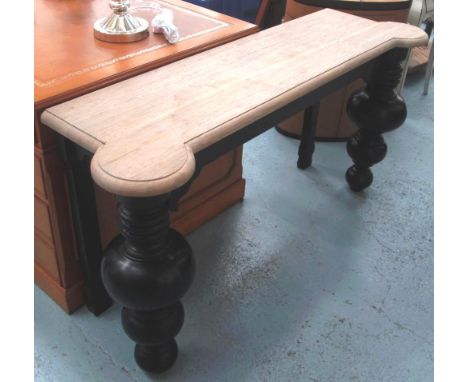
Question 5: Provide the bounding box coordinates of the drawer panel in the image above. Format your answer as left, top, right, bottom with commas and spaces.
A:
34, 234, 60, 281
35, 196, 54, 241
180, 149, 240, 199
34, 154, 46, 197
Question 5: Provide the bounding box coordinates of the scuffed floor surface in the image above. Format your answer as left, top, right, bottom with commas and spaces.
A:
35, 73, 433, 382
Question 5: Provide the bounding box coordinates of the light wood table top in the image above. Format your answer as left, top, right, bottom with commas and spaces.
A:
41, 9, 427, 197
34, 0, 257, 109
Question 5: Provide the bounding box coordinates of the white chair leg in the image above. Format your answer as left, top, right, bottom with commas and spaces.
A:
423, 39, 434, 95
397, 48, 412, 95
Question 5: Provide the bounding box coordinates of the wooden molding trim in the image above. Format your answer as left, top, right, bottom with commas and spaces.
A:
35, 262, 85, 314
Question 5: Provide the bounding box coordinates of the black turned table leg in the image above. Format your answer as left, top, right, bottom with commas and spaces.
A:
101, 195, 195, 373
345, 48, 408, 192
297, 103, 319, 169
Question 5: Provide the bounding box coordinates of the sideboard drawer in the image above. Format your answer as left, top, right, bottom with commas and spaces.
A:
34, 196, 54, 242
34, 234, 60, 281
34, 154, 46, 198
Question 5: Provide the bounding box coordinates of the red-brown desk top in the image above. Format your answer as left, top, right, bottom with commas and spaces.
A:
34, 0, 258, 109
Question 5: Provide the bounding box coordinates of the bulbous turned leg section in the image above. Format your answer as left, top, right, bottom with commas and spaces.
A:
346, 165, 373, 192
345, 48, 408, 191
101, 195, 195, 373
345, 129, 387, 191
122, 303, 184, 372
134, 341, 178, 373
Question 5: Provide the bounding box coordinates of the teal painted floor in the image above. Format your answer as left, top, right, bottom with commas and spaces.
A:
35, 72, 433, 382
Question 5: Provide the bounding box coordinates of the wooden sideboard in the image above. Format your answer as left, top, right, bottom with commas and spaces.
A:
277, 0, 411, 140
34, 0, 257, 313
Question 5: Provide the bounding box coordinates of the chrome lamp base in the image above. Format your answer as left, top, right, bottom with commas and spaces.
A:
94, 1, 149, 43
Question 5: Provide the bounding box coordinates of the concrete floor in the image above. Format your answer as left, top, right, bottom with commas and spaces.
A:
35, 72, 433, 382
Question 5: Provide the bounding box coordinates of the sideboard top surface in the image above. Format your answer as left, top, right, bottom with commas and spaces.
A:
34, 0, 257, 109
42, 9, 427, 197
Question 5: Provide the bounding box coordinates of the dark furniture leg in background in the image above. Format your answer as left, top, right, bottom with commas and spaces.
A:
345, 48, 408, 191
297, 102, 319, 169
256, 0, 287, 29
61, 139, 112, 315
101, 195, 195, 373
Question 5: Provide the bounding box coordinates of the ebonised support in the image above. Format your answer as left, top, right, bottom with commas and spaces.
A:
345, 48, 408, 191
60, 138, 112, 316
297, 102, 320, 169
101, 195, 195, 373
257, 0, 287, 30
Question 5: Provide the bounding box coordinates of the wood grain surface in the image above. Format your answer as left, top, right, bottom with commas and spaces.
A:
35, 0, 257, 109
42, 9, 427, 197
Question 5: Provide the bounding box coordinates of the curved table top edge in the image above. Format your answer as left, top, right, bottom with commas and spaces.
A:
41, 10, 428, 197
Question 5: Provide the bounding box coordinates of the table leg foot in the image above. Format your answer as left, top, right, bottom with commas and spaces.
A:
123, 304, 183, 373
345, 165, 373, 192
101, 195, 195, 373
345, 48, 408, 191
134, 341, 178, 373
345, 129, 387, 191
297, 154, 313, 170
297, 103, 319, 170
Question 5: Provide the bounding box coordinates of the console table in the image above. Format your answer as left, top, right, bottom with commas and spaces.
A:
41, 9, 427, 373
34, 0, 257, 314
